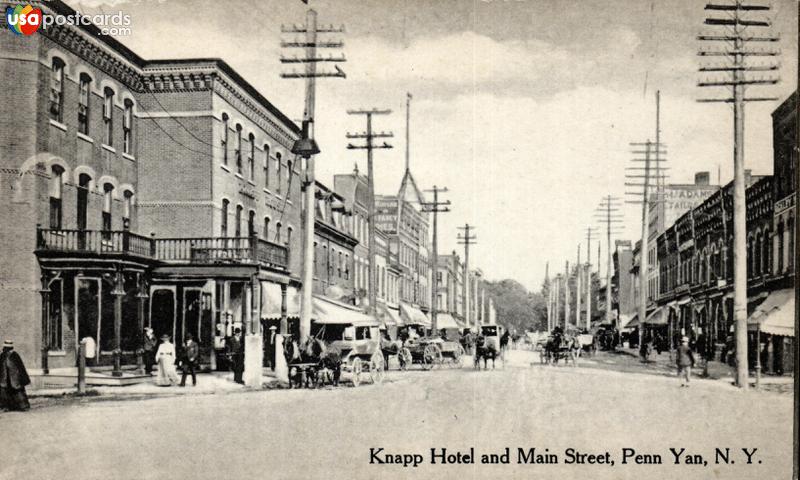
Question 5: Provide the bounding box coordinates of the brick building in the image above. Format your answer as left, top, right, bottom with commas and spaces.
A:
0, 0, 301, 378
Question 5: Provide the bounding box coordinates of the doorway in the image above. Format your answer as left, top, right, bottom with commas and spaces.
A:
75, 277, 100, 362
150, 288, 176, 340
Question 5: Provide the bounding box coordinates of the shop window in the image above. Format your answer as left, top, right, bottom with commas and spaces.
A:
48, 278, 63, 351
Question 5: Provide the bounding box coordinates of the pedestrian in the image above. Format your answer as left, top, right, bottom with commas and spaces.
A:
180, 333, 199, 387
0, 340, 31, 412
81, 335, 96, 367
228, 327, 245, 384
154, 334, 179, 386
569, 335, 581, 367
143, 327, 157, 375
676, 336, 695, 387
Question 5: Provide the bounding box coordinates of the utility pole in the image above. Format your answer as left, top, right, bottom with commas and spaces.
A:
422, 186, 451, 332
280, 9, 346, 341
584, 227, 598, 330
544, 261, 551, 331
595, 196, 624, 326
457, 225, 476, 328
698, 0, 779, 389
626, 140, 667, 350
564, 261, 570, 329
346, 109, 393, 315
575, 244, 582, 327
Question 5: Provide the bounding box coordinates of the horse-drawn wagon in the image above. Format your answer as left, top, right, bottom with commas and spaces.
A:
474, 325, 506, 369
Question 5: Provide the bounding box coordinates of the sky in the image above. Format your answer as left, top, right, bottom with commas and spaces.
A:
73, 0, 798, 291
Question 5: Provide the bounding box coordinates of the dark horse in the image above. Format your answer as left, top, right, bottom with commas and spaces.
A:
283, 336, 342, 388
474, 335, 499, 370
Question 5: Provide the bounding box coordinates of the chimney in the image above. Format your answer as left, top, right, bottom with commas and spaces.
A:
694, 171, 710, 185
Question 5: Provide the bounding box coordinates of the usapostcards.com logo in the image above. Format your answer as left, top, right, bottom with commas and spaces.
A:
6, 4, 132, 36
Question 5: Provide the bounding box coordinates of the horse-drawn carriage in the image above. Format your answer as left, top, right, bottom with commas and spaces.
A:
474, 325, 506, 370
284, 298, 385, 387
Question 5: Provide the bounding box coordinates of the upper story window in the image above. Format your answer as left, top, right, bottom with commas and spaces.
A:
248, 133, 255, 180
286, 159, 293, 196
235, 205, 243, 237
123, 99, 134, 155
78, 73, 91, 135
263, 216, 270, 240
275, 222, 282, 245
286, 226, 293, 247
275, 152, 282, 194
49, 166, 64, 229
263, 144, 270, 188
221, 114, 229, 165
103, 87, 114, 146
235, 124, 243, 175
49, 58, 65, 123
102, 183, 114, 239
248, 210, 256, 237
221, 199, 229, 237
123, 190, 134, 221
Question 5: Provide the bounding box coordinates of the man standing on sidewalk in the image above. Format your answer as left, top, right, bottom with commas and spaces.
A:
180, 333, 199, 387
676, 336, 695, 387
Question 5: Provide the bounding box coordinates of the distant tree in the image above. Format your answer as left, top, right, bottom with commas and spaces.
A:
483, 279, 547, 333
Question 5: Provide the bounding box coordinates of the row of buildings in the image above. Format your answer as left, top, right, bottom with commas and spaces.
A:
0, 0, 496, 379
610, 93, 796, 374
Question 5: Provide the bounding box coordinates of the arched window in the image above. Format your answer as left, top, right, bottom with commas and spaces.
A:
754, 234, 762, 276
263, 144, 270, 188
777, 220, 785, 273
275, 152, 282, 194
248, 210, 255, 237
123, 190, 134, 222
123, 99, 134, 154
762, 229, 771, 276
221, 114, 229, 165
102, 183, 114, 239
221, 199, 229, 237
263, 217, 270, 240
747, 239, 754, 278
248, 133, 255, 180
50, 58, 64, 122
78, 73, 91, 135
788, 216, 795, 272
275, 222, 282, 244
286, 159, 293, 196
286, 226, 293, 246
77, 174, 91, 232
235, 124, 243, 175
235, 205, 243, 237
103, 87, 115, 146
49, 166, 64, 229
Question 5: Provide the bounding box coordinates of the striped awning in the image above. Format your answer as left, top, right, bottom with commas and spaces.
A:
434, 313, 459, 330
747, 289, 794, 337
312, 296, 379, 327
400, 302, 430, 327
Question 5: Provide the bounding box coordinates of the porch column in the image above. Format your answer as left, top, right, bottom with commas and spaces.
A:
136, 273, 148, 373
280, 284, 288, 335
39, 271, 50, 375
111, 268, 125, 377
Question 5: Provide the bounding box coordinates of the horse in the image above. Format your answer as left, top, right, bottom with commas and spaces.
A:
474, 335, 498, 370
283, 336, 341, 388
544, 331, 565, 365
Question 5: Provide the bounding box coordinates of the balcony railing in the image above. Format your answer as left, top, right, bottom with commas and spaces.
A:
36, 228, 289, 271
37, 228, 153, 258
154, 236, 289, 270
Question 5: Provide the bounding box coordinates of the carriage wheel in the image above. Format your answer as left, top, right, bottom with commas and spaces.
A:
423, 344, 443, 370
370, 352, 385, 385
454, 345, 465, 368
352, 358, 363, 387
400, 348, 411, 371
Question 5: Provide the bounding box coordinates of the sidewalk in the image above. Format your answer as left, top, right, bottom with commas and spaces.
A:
578, 348, 794, 395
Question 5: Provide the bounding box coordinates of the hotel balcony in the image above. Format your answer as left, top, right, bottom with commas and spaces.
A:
36, 227, 289, 271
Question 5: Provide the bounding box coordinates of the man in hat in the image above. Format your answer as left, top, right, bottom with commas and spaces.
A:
0, 340, 31, 411
179, 333, 199, 387
142, 327, 157, 375
227, 327, 245, 384
676, 336, 695, 387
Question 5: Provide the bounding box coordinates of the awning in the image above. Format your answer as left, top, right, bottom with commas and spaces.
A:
434, 313, 459, 330
377, 304, 403, 328
747, 289, 795, 337
677, 297, 692, 306
644, 307, 668, 325
260, 283, 300, 320
312, 296, 379, 327
617, 313, 633, 329
400, 302, 430, 327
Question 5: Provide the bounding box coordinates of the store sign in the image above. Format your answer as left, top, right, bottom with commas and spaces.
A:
774, 193, 795, 214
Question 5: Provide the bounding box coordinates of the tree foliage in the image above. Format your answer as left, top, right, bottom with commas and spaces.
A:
483, 279, 547, 333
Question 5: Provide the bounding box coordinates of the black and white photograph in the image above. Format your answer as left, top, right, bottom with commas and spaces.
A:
0, 0, 798, 478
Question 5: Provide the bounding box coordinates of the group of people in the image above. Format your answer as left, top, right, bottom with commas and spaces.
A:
142, 327, 245, 387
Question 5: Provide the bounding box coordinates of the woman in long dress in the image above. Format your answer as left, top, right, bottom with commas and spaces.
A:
155, 335, 179, 386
